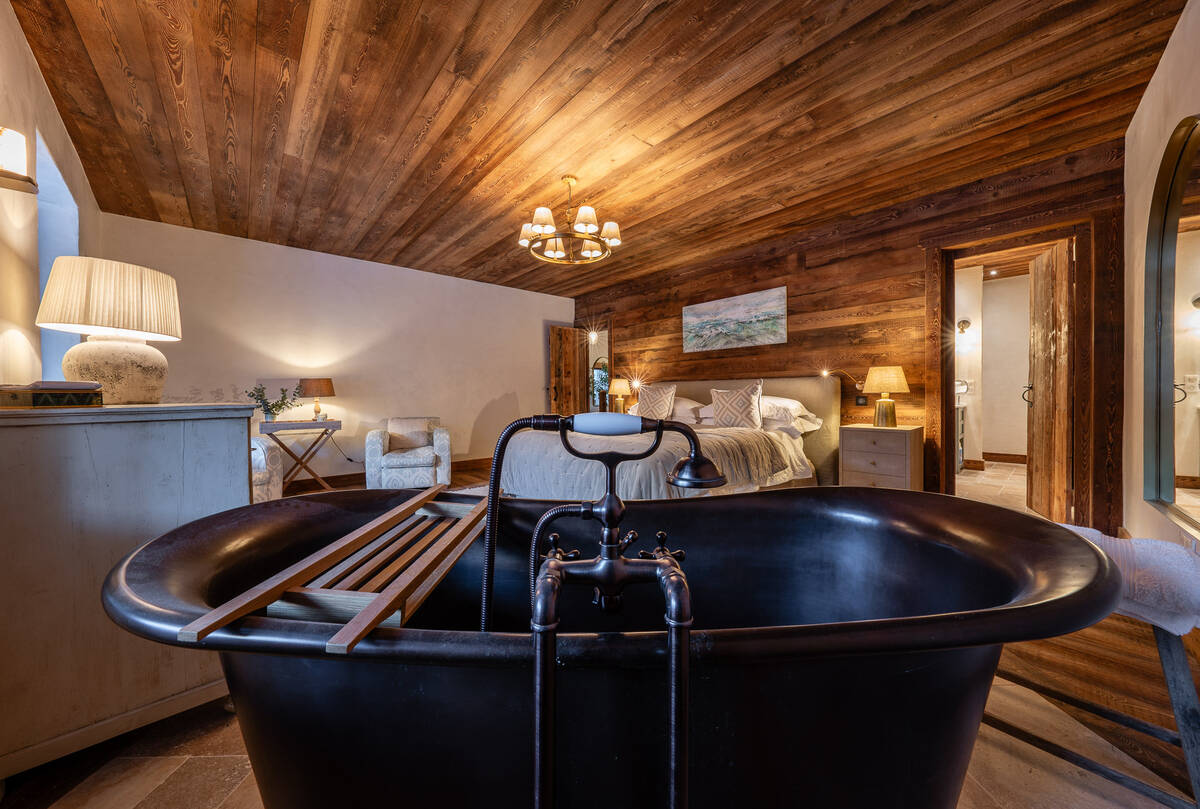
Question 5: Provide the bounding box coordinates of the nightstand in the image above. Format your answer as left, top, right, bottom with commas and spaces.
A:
839, 424, 924, 490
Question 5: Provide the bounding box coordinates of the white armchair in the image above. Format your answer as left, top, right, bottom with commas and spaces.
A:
250, 435, 284, 502
366, 417, 451, 489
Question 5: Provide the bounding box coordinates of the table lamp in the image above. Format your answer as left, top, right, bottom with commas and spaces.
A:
863, 365, 908, 428
35, 257, 181, 404
299, 377, 335, 420
608, 377, 632, 413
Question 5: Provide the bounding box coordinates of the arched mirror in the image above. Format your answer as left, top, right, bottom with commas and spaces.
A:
1145, 116, 1200, 529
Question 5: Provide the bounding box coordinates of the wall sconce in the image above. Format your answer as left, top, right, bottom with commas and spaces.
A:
587, 330, 599, 344
821, 368, 863, 390
0, 127, 37, 194
957, 319, 972, 334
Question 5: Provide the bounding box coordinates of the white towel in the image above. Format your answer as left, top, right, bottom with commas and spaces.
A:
1060, 524, 1200, 636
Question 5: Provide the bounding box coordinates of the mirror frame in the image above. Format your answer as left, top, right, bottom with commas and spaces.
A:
1144, 115, 1200, 530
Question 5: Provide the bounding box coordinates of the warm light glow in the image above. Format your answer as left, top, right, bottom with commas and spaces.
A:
532, 206, 556, 234
608, 377, 632, 397
580, 240, 603, 258
989, 269, 998, 276
518, 223, 535, 247
821, 369, 830, 376
546, 238, 566, 259
574, 205, 599, 233
36, 256, 182, 341
630, 378, 642, 390
0, 127, 28, 176
588, 330, 598, 344
601, 221, 621, 246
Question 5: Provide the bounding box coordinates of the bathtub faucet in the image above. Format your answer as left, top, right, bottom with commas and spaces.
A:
517, 412, 723, 809
480, 412, 725, 631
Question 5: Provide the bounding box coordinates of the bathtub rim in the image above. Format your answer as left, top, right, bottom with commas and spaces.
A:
102, 487, 1121, 667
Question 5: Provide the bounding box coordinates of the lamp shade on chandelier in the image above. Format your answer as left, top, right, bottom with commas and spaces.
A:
519, 175, 620, 265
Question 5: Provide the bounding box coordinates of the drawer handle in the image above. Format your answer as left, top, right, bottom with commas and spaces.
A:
869, 460, 876, 466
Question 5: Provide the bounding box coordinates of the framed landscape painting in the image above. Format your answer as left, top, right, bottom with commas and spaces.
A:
682, 286, 787, 353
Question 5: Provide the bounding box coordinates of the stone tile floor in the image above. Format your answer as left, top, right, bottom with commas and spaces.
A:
3, 676, 1186, 808
956, 462, 1031, 515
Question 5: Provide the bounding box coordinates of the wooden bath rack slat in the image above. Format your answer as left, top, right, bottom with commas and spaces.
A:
179, 485, 485, 648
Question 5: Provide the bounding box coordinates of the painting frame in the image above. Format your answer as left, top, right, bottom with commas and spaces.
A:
681, 286, 788, 353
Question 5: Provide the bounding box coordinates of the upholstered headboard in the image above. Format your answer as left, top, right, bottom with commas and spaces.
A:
659, 377, 841, 485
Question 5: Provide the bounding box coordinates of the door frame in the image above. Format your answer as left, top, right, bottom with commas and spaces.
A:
922, 208, 1124, 533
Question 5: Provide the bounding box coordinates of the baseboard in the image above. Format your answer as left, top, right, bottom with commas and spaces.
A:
1176, 475, 1200, 490
983, 452, 1028, 464
283, 472, 365, 496
451, 458, 492, 475
0, 680, 228, 779
962, 458, 986, 471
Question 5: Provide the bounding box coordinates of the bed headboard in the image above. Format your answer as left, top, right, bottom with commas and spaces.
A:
658, 377, 841, 485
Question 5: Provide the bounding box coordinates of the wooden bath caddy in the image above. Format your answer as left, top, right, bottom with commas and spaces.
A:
178, 485, 485, 654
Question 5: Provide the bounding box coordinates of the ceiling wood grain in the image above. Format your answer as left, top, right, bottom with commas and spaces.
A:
12, 0, 1185, 296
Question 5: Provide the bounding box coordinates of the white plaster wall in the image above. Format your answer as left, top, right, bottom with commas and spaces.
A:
98, 213, 574, 475
1174, 230, 1200, 477
982, 274, 1031, 457
1123, 0, 1200, 541
0, 2, 99, 383
954, 266, 983, 461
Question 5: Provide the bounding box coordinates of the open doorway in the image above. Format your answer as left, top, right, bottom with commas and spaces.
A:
953, 239, 1074, 521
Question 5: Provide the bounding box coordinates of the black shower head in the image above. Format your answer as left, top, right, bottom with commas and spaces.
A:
667, 453, 727, 489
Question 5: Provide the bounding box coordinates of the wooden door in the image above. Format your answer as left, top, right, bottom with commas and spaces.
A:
1027, 240, 1074, 520
548, 326, 589, 416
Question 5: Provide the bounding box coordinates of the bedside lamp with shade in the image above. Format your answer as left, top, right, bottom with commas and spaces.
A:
863, 365, 909, 428
608, 377, 632, 413
35, 257, 181, 404
299, 377, 335, 420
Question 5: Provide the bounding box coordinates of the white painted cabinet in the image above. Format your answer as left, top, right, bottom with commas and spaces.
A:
0, 404, 253, 782
839, 424, 924, 490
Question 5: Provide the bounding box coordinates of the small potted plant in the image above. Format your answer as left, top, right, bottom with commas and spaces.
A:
245, 382, 302, 422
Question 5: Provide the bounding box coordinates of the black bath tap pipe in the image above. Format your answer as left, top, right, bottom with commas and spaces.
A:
480, 414, 560, 632
532, 543, 694, 809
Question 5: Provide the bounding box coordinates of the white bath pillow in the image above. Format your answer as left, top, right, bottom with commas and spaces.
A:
709, 380, 763, 429
635, 383, 676, 420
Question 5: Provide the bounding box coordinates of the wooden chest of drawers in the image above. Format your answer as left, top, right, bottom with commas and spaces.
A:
839, 424, 924, 490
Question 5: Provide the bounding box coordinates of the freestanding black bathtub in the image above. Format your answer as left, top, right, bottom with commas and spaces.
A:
104, 487, 1119, 809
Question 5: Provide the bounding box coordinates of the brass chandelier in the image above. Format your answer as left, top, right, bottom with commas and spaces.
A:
518, 175, 621, 265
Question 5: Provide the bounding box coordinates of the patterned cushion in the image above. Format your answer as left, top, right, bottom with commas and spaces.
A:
710, 380, 763, 428
381, 445, 437, 469
380, 465, 436, 488
635, 383, 676, 420
387, 417, 437, 450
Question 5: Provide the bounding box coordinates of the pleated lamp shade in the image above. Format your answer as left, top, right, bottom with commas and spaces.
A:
36, 257, 181, 342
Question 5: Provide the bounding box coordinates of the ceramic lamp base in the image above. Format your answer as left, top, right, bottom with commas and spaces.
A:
62, 335, 168, 404
873, 397, 897, 428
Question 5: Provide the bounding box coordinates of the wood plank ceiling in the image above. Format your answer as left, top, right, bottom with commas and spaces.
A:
12, 0, 1184, 298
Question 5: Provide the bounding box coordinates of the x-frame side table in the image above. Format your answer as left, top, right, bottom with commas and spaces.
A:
258, 419, 342, 491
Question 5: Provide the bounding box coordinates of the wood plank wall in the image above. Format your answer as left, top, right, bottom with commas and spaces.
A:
575, 139, 1125, 438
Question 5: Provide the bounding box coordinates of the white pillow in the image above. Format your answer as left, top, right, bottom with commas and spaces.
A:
671, 396, 704, 424
764, 414, 822, 435
760, 395, 818, 423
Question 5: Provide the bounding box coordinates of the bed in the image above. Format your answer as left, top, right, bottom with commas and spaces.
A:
500, 376, 841, 500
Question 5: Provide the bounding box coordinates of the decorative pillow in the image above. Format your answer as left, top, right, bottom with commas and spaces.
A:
635, 383, 676, 420
387, 417, 437, 450
709, 380, 763, 428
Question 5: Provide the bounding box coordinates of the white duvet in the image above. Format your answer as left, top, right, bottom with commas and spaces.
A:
499, 424, 813, 501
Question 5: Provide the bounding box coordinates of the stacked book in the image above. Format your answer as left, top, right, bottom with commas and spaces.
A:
0, 381, 103, 408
